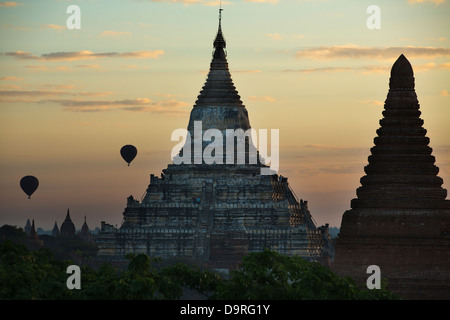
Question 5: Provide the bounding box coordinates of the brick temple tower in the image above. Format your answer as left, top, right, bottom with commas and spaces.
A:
96, 11, 333, 271
333, 54, 450, 299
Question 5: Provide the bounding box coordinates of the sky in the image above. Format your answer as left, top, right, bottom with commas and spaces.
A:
0, 0, 449, 230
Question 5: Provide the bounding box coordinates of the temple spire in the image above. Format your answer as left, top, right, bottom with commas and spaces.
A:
192, 7, 244, 110
351, 54, 447, 209
213, 4, 226, 54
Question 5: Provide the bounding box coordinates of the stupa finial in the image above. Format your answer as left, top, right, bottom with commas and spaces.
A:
213, 3, 226, 51
389, 54, 414, 90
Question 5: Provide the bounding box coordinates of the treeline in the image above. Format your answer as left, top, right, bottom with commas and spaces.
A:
0, 227, 399, 300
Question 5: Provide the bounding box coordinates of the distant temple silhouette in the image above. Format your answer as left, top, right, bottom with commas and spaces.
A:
24, 208, 93, 243
333, 54, 450, 299
60, 209, 76, 237
25, 219, 43, 250
96, 10, 333, 271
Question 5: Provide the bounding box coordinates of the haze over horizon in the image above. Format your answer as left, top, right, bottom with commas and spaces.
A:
1, 0, 449, 230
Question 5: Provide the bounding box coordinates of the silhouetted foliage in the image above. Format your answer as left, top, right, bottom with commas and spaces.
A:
0, 229, 399, 300
0, 241, 71, 299
212, 248, 399, 300
0, 225, 26, 245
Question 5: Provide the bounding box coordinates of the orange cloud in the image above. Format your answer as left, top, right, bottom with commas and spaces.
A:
0, 76, 23, 81
414, 62, 436, 72
25, 65, 49, 72
76, 64, 101, 69
0, 89, 114, 103
408, 0, 445, 5
41, 24, 66, 31
266, 33, 283, 40
0, 2, 23, 6
43, 97, 190, 116
6, 50, 164, 61
359, 99, 384, 106
295, 45, 450, 61
1, 24, 31, 31
6, 51, 39, 60
248, 96, 276, 102
118, 50, 164, 59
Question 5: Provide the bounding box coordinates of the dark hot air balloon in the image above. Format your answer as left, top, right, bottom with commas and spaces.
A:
20, 175, 39, 199
120, 145, 137, 166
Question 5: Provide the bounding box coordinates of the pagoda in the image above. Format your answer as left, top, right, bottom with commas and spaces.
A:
60, 208, 76, 238
96, 11, 332, 271
333, 55, 450, 299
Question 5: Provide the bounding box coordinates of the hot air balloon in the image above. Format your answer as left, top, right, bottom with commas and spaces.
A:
120, 145, 137, 166
20, 175, 39, 199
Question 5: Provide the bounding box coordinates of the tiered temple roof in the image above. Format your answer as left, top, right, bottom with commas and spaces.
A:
60, 209, 76, 237
352, 54, 448, 210
333, 54, 450, 299
96, 10, 332, 270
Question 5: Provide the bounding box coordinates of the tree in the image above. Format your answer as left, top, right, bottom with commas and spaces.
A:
212, 248, 399, 300
0, 240, 71, 299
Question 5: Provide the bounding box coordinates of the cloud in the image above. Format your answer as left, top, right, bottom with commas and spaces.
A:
429, 37, 448, 42
25, 65, 49, 72
121, 65, 139, 69
53, 66, 72, 72
38, 83, 76, 90
117, 50, 164, 58
0, 2, 23, 6
0, 89, 113, 103
99, 30, 131, 37
266, 33, 283, 40
6, 50, 164, 61
41, 24, 66, 31
281, 61, 448, 75
0, 90, 68, 102
0, 86, 188, 116
123, 99, 190, 116
0, 90, 69, 97
360, 99, 384, 106
408, 0, 445, 5
248, 95, 276, 102
1, 24, 31, 31
0, 76, 23, 81
414, 62, 436, 71
75, 64, 101, 69
24, 65, 101, 72
5, 51, 39, 60
46, 97, 190, 115
295, 45, 450, 61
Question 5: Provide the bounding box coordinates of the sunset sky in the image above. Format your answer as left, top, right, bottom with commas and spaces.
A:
1, 0, 449, 230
